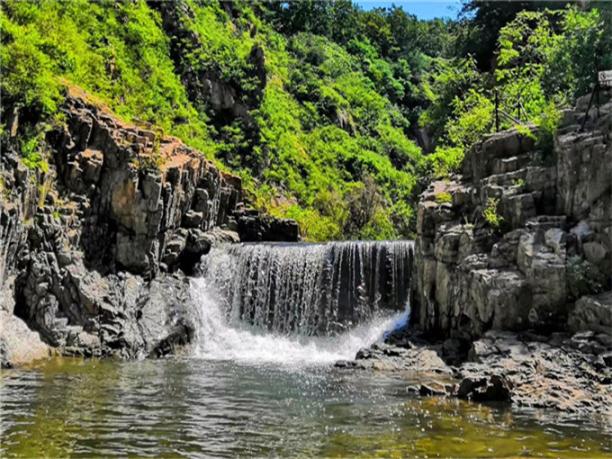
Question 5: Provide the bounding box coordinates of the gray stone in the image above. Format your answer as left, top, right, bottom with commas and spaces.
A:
183, 210, 204, 228
0, 310, 50, 368
583, 241, 608, 265
192, 188, 209, 213
568, 291, 612, 334
457, 374, 512, 402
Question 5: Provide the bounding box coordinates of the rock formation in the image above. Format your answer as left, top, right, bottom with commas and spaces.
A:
411, 90, 611, 341
339, 329, 610, 416
337, 90, 612, 416
0, 93, 297, 367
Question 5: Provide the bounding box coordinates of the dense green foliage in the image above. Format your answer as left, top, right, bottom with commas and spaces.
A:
421, 3, 608, 176
1, 0, 609, 240
1, 0, 212, 149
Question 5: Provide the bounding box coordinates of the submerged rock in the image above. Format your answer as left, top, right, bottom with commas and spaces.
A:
419, 382, 452, 396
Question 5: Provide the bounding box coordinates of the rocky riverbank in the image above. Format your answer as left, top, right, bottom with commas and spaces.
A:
0, 92, 298, 367
336, 328, 611, 417
2, 84, 610, 420
338, 91, 612, 416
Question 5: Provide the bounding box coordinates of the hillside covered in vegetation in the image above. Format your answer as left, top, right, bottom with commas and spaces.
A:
2, 0, 610, 240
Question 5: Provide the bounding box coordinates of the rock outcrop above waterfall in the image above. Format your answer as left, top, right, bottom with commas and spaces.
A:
0, 93, 298, 366
234, 209, 300, 242
411, 90, 612, 341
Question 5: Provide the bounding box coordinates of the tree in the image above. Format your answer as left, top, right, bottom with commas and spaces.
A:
458, 0, 569, 70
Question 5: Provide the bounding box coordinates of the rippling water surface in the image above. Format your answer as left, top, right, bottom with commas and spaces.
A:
1, 357, 610, 458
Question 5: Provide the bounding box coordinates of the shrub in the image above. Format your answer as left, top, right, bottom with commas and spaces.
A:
20, 132, 48, 173
482, 197, 503, 229
566, 256, 606, 300
425, 146, 464, 178
536, 99, 561, 159
434, 191, 452, 204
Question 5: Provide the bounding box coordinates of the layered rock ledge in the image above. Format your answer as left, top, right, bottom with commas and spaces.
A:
412, 91, 611, 341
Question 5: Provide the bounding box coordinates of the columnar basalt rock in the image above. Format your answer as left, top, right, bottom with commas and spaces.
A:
52, 96, 243, 276
339, 94, 612, 417
412, 91, 612, 341
0, 94, 298, 364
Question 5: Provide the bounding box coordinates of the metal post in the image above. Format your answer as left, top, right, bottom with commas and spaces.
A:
596, 81, 601, 118
495, 90, 499, 132
580, 83, 598, 132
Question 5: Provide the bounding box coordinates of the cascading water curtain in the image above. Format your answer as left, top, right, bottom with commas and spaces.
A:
200, 241, 413, 336
0, 213, 19, 289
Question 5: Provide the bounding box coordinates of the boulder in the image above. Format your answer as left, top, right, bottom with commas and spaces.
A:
457, 374, 512, 402
0, 310, 50, 368
183, 210, 204, 228
568, 291, 612, 334
236, 212, 299, 242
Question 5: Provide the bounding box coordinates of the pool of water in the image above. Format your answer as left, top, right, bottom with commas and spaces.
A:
1, 357, 610, 458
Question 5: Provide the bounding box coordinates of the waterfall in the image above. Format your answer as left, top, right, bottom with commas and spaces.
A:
200, 241, 413, 335
0, 210, 22, 289
191, 241, 413, 365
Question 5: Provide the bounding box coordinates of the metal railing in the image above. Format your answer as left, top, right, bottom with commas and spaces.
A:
494, 89, 529, 132
580, 71, 611, 131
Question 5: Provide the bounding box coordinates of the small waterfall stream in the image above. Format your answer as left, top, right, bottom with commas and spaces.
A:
192, 241, 413, 364
0, 209, 25, 290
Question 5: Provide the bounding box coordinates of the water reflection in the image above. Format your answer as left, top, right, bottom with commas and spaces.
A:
1, 358, 610, 458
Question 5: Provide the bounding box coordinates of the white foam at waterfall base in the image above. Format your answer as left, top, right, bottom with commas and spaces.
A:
190, 277, 404, 366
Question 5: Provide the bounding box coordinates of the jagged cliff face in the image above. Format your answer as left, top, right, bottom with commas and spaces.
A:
0, 95, 298, 365
411, 91, 612, 341
55, 96, 243, 275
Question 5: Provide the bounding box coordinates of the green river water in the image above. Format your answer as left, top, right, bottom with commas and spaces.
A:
1, 357, 610, 458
